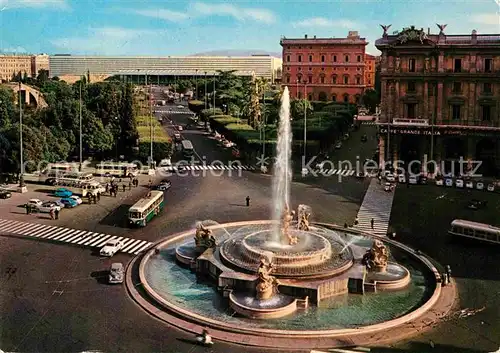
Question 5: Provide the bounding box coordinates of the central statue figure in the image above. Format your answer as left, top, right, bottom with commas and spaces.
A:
255, 256, 280, 300
281, 204, 297, 245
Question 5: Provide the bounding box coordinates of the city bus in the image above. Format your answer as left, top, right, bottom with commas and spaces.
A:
128, 191, 164, 227
54, 179, 105, 197
95, 162, 139, 178
448, 219, 500, 245
181, 140, 194, 158
43, 163, 77, 174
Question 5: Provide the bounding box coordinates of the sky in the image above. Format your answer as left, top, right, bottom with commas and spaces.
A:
0, 0, 499, 56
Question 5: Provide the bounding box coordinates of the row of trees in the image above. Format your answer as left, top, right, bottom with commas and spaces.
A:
0, 71, 139, 174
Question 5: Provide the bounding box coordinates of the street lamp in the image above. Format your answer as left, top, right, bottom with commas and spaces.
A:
213, 72, 216, 114
204, 71, 207, 110
18, 81, 25, 187
195, 69, 198, 100
79, 80, 83, 172
303, 83, 307, 159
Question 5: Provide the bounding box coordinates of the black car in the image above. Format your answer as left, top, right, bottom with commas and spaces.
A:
361, 134, 368, 142
0, 190, 12, 199
467, 199, 487, 210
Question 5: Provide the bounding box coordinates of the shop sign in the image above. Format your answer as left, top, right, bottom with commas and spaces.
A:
380, 127, 499, 137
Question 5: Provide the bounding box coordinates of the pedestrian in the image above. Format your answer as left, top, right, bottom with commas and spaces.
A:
442, 272, 448, 285
148, 180, 152, 189
245, 196, 250, 207
114, 187, 117, 197
129, 181, 132, 190
119, 178, 122, 183
446, 265, 452, 282
87, 194, 92, 204
25, 203, 30, 215
49, 209, 55, 220
122, 184, 126, 192
97, 192, 100, 202
105, 183, 109, 194
93, 194, 97, 204
370, 218, 375, 230
55, 208, 59, 220
344, 222, 348, 228
354, 217, 359, 226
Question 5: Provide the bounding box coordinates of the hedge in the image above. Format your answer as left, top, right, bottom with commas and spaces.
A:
225, 123, 254, 131
188, 100, 204, 114
135, 116, 172, 162
201, 108, 223, 120
212, 116, 243, 125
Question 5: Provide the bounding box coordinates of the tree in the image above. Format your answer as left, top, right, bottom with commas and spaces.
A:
0, 87, 16, 127
119, 83, 139, 155
362, 89, 380, 113
291, 99, 313, 120
36, 69, 49, 86
82, 111, 114, 154
22, 72, 28, 83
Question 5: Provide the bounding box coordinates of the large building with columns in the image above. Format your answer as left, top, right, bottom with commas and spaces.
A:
375, 25, 500, 176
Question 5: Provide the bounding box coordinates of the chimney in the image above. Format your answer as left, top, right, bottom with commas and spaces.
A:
304, 34, 308, 39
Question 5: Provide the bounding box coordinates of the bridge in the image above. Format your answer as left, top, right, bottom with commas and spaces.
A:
3, 83, 48, 108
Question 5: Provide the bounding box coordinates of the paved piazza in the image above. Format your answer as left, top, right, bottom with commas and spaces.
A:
0, 111, 499, 352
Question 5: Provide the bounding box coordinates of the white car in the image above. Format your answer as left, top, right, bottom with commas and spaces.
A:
409, 175, 418, 184
487, 184, 495, 192
476, 182, 484, 190
159, 158, 172, 167
465, 180, 474, 189
37, 202, 62, 213
70, 195, 83, 204
177, 125, 183, 131
384, 182, 392, 192
100, 239, 124, 257
28, 199, 43, 207
177, 105, 184, 109
435, 178, 444, 186
455, 179, 464, 188
398, 174, 406, 183
445, 178, 453, 187
108, 263, 124, 284
386, 174, 395, 182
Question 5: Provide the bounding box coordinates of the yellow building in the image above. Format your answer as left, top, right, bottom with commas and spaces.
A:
0, 54, 50, 82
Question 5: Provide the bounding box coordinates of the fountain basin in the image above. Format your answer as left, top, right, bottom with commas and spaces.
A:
229, 292, 303, 319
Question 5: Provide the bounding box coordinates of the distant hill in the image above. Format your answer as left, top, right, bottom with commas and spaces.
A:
191, 50, 281, 57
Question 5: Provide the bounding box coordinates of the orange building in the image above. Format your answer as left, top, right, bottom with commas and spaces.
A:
280, 31, 369, 104
364, 54, 376, 89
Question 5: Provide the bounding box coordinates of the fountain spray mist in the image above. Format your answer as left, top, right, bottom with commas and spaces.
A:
271, 86, 292, 243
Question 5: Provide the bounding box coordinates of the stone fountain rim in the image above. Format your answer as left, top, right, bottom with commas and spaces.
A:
127, 220, 450, 341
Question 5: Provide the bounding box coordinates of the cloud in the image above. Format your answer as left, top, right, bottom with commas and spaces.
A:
293, 17, 360, 29
191, 2, 275, 23
470, 13, 500, 26
50, 27, 158, 55
1, 46, 27, 53
0, 0, 68, 9
134, 8, 190, 23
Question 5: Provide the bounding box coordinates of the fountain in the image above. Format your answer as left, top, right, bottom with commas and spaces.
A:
130, 87, 448, 347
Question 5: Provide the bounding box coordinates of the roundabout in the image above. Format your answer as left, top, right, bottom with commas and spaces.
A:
126, 220, 456, 349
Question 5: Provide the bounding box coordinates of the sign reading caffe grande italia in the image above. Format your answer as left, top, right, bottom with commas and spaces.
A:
379, 127, 499, 137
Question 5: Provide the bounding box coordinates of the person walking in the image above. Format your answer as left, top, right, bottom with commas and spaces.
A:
114, 186, 117, 197
49, 209, 55, 220
97, 192, 100, 202
87, 194, 92, 204
370, 218, 375, 230
93, 194, 97, 204
25, 203, 30, 215
128, 181, 132, 190
245, 196, 250, 207
446, 265, 452, 282
105, 183, 109, 194
122, 184, 126, 192
55, 208, 60, 220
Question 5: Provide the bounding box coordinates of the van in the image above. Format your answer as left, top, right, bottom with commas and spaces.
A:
409, 175, 418, 184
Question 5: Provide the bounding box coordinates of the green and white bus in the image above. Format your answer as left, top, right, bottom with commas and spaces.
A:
181, 140, 194, 158
128, 191, 164, 227
95, 162, 139, 178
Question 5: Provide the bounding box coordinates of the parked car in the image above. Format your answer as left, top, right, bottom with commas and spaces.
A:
487, 183, 495, 192
174, 133, 182, 142
177, 125, 183, 131
386, 174, 395, 182
419, 175, 428, 184
465, 180, 474, 189
445, 178, 453, 187
59, 197, 78, 208
54, 188, 72, 198
398, 174, 406, 183
384, 182, 393, 192
37, 202, 61, 213
177, 105, 184, 109
455, 179, 464, 188
467, 199, 487, 210
70, 195, 83, 204
0, 190, 11, 199
435, 178, 444, 186
159, 158, 172, 167
28, 199, 43, 208
100, 239, 124, 257
108, 263, 124, 284
476, 182, 484, 190
409, 175, 418, 184
361, 134, 368, 142
45, 178, 58, 186
156, 181, 171, 191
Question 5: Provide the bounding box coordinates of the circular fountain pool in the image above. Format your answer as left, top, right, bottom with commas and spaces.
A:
139, 221, 433, 330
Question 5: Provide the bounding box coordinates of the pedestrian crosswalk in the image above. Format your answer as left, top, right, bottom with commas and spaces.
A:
352, 178, 395, 236
0, 219, 153, 255
311, 348, 370, 353
360, 121, 377, 126
312, 169, 356, 176
164, 110, 195, 115
161, 164, 256, 172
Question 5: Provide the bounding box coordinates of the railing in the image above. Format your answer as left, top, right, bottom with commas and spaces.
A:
392, 118, 429, 126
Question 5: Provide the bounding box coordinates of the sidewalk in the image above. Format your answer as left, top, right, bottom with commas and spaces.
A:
352, 178, 395, 236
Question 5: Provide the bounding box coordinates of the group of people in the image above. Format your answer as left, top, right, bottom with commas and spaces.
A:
86, 192, 101, 204
104, 177, 139, 197
24, 203, 60, 220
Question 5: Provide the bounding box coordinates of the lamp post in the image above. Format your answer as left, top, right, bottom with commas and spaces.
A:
213, 72, 216, 114
204, 71, 207, 110
303, 83, 307, 159
18, 80, 24, 187
79, 80, 83, 172
149, 81, 154, 169
262, 90, 266, 158
195, 69, 198, 100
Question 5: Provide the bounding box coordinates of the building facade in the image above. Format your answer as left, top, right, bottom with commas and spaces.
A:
280, 31, 369, 104
0, 54, 49, 82
49, 55, 282, 82
365, 54, 376, 89
376, 25, 500, 176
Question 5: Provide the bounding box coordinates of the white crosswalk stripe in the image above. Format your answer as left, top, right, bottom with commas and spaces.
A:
312, 169, 356, 177
360, 121, 377, 126
0, 219, 153, 255
311, 347, 370, 352
352, 178, 395, 237
163, 110, 195, 115
162, 164, 256, 172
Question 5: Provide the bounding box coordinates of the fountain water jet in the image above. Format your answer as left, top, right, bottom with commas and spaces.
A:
271, 86, 293, 244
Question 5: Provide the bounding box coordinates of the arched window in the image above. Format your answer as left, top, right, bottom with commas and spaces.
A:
355, 94, 361, 104
331, 94, 337, 102
318, 92, 327, 101
298, 91, 303, 99
321, 55, 325, 62
320, 75, 325, 84
356, 76, 361, 85
343, 94, 349, 103
343, 75, 349, 84
286, 75, 290, 83
332, 75, 337, 84
297, 74, 302, 83
308, 94, 313, 101
345, 55, 349, 63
